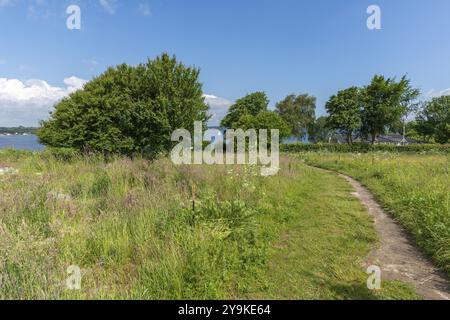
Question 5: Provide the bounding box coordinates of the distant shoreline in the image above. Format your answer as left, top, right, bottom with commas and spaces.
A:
0, 133, 33, 136
0, 127, 38, 135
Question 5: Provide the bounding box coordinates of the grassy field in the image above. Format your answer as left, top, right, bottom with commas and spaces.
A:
298, 152, 450, 277
0, 149, 418, 299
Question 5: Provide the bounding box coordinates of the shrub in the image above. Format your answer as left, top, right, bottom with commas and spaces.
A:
38, 53, 209, 157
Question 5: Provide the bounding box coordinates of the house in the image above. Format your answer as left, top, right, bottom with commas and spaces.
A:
375, 133, 422, 146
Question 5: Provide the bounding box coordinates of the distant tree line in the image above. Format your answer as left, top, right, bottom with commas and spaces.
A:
221, 75, 449, 145
0, 127, 38, 134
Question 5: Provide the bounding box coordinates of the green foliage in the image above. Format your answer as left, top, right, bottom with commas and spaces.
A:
323, 75, 420, 145
309, 116, 332, 143
232, 111, 291, 139
221, 92, 269, 128
275, 94, 316, 138
325, 87, 362, 143
281, 142, 449, 154
415, 96, 450, 144
361, 75, 419, 144
38, 53, 209, 156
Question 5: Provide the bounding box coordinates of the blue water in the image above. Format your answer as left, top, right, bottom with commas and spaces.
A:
0, 135, 44, 151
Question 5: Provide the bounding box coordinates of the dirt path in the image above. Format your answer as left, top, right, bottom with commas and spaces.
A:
338, 173, 450, 300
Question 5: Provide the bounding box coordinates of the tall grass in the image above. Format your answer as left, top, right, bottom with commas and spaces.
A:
0, 150, 271, 299
299, 152, 450, 276
0, 149, 421, 299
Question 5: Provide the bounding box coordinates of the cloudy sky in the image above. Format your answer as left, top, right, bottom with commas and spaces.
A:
1, 0, 450, 126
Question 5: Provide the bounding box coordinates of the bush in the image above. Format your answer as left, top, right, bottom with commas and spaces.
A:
38, 53, 209, 157
281, 143, 450, 154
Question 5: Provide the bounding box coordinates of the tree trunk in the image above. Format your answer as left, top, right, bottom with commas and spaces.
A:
371, 133, 376, 145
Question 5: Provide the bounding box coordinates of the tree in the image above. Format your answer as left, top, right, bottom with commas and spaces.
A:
360, 75, 416, 144
404, 121, 423, 141
416, 96, 450, 144
397, 82, 421, 141
309, 116, 332, 143
325, 87, 362, 143
232, 111, 291, 139
38, 53, 209, 156
220, 92, 269, 128
275, 94, 316, 139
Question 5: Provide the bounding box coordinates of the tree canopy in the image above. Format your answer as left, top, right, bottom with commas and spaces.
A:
232, 111, 291, 139
325, 87, 362, 143
38, 53, 209, 156
415, 96, 450, 144
361, 75, 417, 144
275, 94, 316, 139
309, 116, 332, 143
220, 92, 269, 128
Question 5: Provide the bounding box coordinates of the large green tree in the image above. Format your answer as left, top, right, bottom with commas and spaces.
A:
220, 92, 269, 128
38, 53, 209, 156
275, 94, 316, 139
325, 87, 362, 143
416, 96, 450, 144
360, 75, 417, 144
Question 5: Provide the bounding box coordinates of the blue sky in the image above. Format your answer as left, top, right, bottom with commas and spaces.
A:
1, 0, 450, 126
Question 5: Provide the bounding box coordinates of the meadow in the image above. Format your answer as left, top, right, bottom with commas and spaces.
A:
298, 152, 450, 276
0, 149, 419, 299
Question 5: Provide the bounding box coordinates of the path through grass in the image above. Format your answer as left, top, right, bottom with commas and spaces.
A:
297, 152, 450, 277
0, 150, 418, 299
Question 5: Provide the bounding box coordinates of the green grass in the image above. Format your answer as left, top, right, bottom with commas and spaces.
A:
0, 149, 418, 299
298, 152, 450, 277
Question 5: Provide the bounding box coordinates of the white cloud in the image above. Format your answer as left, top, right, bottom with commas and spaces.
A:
203, 94, 232, 126
0, 76, 87, 126
64, 76, 88, 93
138, 2, 151, 17
99, 0, 117, 15
427, 88, 450, 98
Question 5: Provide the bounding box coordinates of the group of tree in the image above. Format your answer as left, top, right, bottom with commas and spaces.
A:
326, 75, 422, 144
38, 54, 448, 156
220, 92, 319, 141
219, 92, 291, 139
40, 53, 315, 155
325, 75, 449, 144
